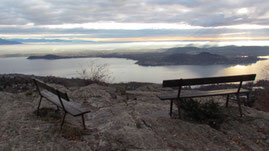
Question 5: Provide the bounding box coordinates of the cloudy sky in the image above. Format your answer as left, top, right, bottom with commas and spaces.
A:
1, 0, 269, 42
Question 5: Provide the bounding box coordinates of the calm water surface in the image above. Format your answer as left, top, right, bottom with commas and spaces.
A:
0, 57, 267, 83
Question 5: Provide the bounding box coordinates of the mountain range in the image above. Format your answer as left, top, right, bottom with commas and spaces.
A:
28, 47, 264, 66
0, 38, 22, 45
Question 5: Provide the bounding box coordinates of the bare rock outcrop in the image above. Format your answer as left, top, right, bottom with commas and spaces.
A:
0, 83, 269, 151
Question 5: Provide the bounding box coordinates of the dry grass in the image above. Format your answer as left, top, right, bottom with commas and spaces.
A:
55, 126, 89, 141
33, 107, 62, 122
33, 107, 89, 141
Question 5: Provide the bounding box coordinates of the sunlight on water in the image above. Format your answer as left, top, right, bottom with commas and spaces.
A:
1, 41, 269, 83
216, 60, 269, 80
0, 57, 268, 83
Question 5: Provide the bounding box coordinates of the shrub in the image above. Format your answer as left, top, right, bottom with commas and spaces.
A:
180, 98, 224, 129
24, 90, 33, 96
78, 60, 113, 84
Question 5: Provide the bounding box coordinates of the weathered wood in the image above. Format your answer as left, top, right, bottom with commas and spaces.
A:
33, 78, 91, 129
34, 79, 58, 95
159, 88, 250, 100
57, 89, 70, 102
163, 74, 256, 87
159, 74, 256, 117
40, 90, 89, 116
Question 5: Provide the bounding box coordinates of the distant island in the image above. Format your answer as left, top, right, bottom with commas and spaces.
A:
27, 54, 88, 60
0, 38, 22, 45
27, 46, 268, 66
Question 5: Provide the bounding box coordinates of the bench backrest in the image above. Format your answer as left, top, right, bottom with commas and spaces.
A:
33, 78, 58, 95
33, 78, 70, 110
163, 74, 256, 87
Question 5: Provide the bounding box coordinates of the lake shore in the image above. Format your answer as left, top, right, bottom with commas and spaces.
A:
27, 46, 269, 66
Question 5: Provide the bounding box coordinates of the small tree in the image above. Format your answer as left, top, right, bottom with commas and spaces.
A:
78, 60, 113, 84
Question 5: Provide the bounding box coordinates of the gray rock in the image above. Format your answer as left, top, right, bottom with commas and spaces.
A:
1, 83, 269, 151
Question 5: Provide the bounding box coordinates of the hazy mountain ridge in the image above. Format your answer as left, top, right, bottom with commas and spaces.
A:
10, 38, 91, 43
0, 38, 22, 45
9, 38, 147, 44
27, 46, 269, 66
167, 46, 269, 56
100, 51, 262, 66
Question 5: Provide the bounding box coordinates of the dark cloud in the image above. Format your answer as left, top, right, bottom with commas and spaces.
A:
1, 0, 268, 26
1, 25, 268, 40
0, 0, 269, 40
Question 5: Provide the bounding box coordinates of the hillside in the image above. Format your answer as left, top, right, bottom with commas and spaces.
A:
167, 46, 269, 56
27, 49, 265, 66
98, 47, 267, 66
0, 74, 269, 150
133, 52, 261, 66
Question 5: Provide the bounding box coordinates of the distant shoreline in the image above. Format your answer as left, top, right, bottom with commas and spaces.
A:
0, 38, 22, 45
27, 53, 265, 66
27, 45, 269, 66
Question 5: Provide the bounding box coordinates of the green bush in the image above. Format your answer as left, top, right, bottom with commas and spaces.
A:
24, 90, 33, 96
180, 99, 224, 129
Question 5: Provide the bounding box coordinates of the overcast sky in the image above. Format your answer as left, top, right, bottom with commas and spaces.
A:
1, 0, 269, 42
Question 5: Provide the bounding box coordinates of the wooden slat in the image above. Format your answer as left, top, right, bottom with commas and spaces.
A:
57, 90, 69, 101
34, 78, 70, 101
163, 74, 256, 87
158, 88, 250, 100
40, 90, 90, 116
33, 79, 58, 95
40, 90, 63, 107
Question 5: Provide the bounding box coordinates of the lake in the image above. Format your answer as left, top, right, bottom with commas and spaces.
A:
0, 57, 268, 83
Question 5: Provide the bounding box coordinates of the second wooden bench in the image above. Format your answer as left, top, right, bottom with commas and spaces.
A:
158, 74, 256, 117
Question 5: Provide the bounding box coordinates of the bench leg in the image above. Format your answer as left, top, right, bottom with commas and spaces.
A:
81, 115, 86, 129
55, 106, 60, 113
37, 96, 43, 115
61, 112, 67, 129
177, 99, 181, 118
246, 93, 250, 106
236, 94, 243, 117
170, 100, 173, 117
226, 94, 230, 108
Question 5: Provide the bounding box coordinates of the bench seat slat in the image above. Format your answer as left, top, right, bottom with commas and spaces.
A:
40, 90, 90, 116
163, 74, 256, 87
158, 88, 250, 100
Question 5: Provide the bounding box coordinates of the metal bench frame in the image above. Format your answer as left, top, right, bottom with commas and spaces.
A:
158, 74, 256, 117
33, 79, 90, 129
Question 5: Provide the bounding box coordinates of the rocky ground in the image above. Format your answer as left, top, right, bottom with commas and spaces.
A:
0, 74, 269, 151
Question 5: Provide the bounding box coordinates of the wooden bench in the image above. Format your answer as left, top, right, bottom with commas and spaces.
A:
33, 79, 91, 129
158, 74, 256, 117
